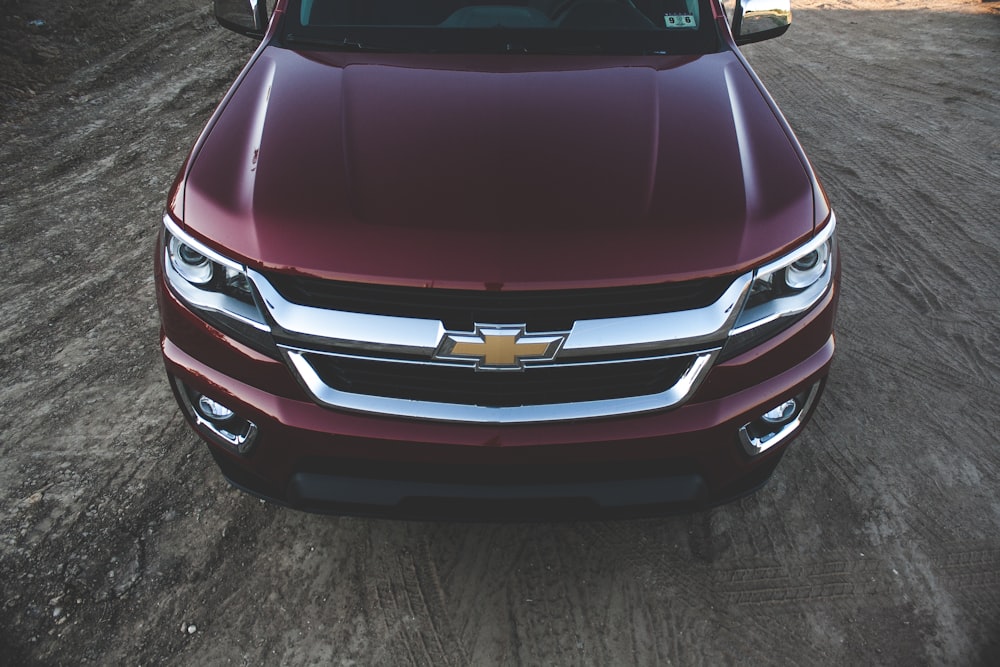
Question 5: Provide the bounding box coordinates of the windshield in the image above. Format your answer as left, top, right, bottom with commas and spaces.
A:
283, 0, 719, 54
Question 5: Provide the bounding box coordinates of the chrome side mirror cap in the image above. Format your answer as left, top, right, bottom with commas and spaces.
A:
731, 0, 792, 45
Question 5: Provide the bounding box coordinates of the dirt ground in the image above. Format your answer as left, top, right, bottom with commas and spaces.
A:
1, 0, 998, 664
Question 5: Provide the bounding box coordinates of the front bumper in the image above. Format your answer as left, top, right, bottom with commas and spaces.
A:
157, 258, 838, 519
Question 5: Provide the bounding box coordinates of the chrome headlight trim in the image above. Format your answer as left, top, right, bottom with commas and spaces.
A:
731, 214, 836, 336
161, 214, 270, 332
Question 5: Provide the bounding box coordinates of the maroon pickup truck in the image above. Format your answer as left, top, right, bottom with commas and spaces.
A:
156, 0, 839, 518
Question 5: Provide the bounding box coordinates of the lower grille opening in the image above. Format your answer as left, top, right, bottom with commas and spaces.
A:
285, 458, 708, 518
295, 457, 702, 485
305, 353, 693, 407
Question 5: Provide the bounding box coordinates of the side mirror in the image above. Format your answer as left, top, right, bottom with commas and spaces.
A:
731, 0, 791, 45
215, 0, 270, 38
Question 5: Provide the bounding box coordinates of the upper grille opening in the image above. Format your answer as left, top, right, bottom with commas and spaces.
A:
306, 353, 692, 408
264, 273, 734, 331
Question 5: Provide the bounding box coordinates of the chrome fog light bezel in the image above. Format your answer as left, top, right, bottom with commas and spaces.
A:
172, 376, 259, 455
739, 383, 821, 457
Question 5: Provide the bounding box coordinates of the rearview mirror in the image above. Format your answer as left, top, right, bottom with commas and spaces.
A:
732, 0, 791, 45
214, 0, 269, 38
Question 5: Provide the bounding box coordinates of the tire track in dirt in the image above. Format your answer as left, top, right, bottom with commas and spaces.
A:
934, 548, 1000, 594
543, 522, 713, 665
396, 537, 471, 666
717, 556, 896, 606
348, 530, 472, 666
570, 519, 839, 664
811, 371, 998, 548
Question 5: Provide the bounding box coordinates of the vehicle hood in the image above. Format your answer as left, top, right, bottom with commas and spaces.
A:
180, 48, 817, 289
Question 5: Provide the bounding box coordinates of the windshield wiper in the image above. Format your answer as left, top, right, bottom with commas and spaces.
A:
285, 33, 389, 51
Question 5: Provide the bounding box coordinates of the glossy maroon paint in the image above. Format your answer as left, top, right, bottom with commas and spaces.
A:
175, 47, 820, 288
157, 0, 839, 517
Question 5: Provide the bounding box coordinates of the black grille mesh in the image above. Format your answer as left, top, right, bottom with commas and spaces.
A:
307, 353, 691, 407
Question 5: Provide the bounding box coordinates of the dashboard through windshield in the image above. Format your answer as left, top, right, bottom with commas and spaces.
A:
284, 0, 719, 54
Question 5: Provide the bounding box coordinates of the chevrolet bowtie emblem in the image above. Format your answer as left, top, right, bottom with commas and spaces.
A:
435, 325, 565, 371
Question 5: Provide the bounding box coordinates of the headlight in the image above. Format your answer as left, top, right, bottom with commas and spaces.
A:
167, 235, 213, 285
166, 232, 257, 310
722, 216, 837, 359
785, 242, 831, 290
161, 215, 275, 353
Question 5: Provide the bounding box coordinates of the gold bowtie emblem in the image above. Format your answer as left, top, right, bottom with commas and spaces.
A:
436, 326, 564, 371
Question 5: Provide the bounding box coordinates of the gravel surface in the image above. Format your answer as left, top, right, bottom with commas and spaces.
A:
1, 1, 999, 664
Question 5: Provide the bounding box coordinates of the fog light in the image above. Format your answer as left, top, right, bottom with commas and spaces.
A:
171, 377, 259, 455
762, 399, 797, 425
197, 395, 235, 422
739, 384, 821, 457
